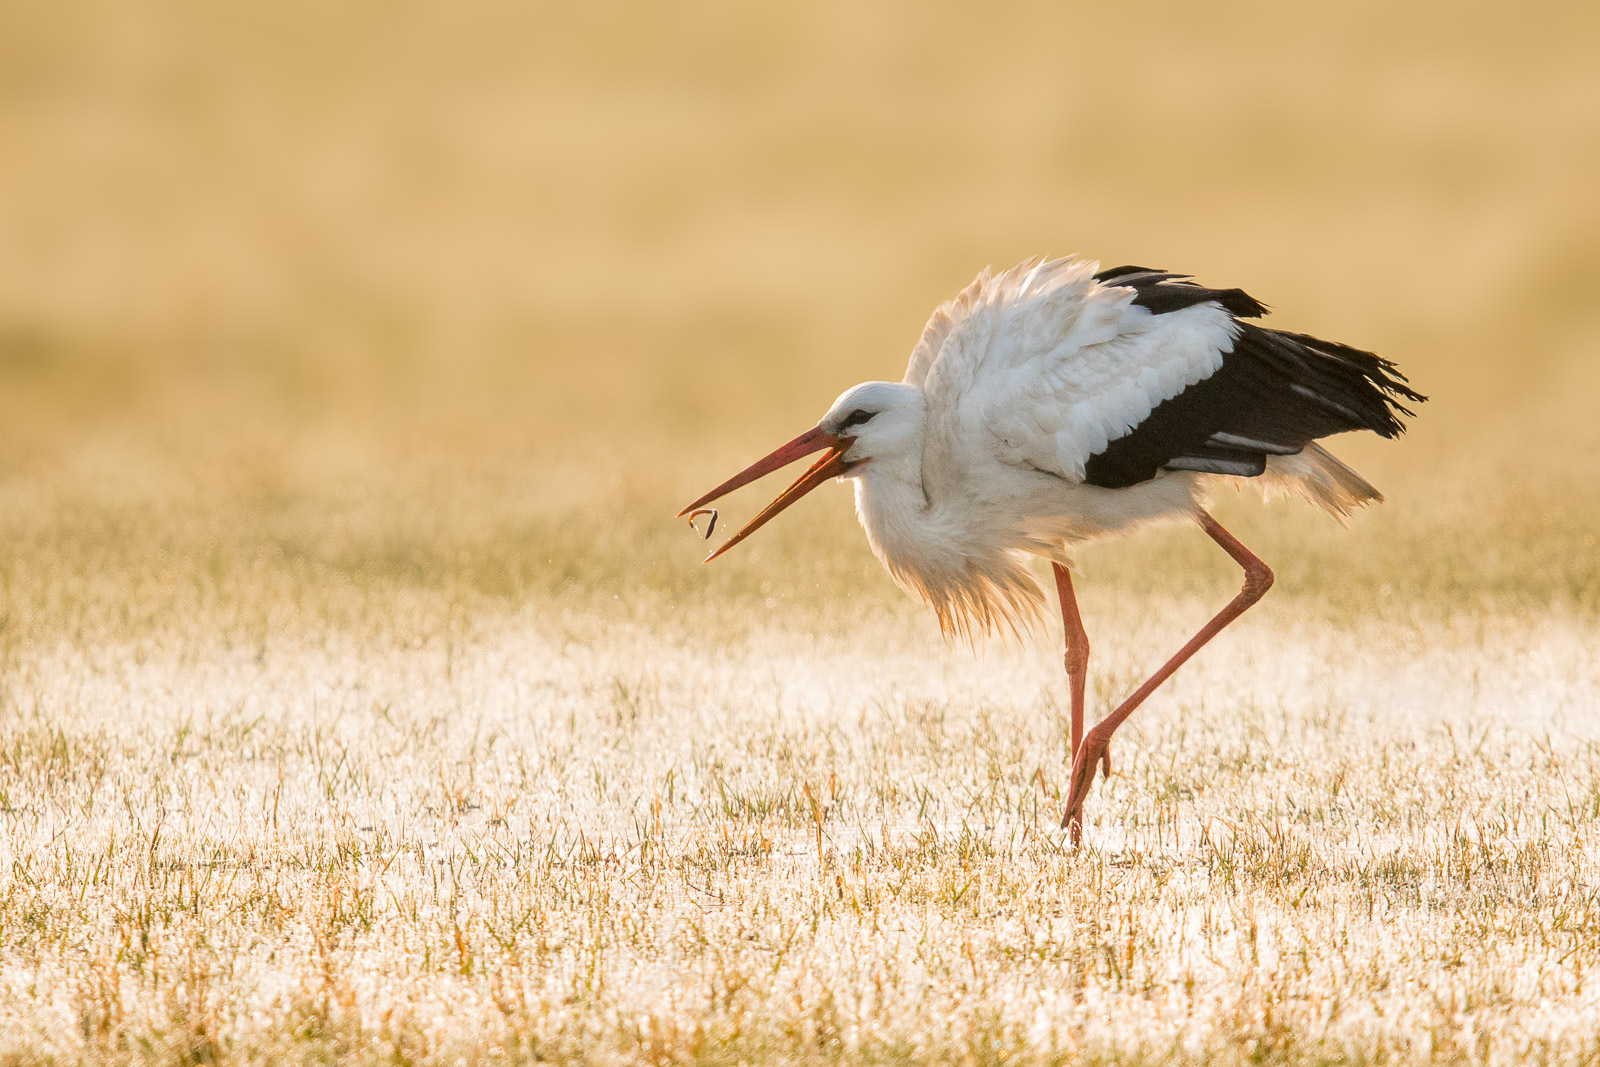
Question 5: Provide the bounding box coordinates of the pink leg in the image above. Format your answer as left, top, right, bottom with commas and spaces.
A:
1052, 563, 1090, 845
1061, 510, 1274, 833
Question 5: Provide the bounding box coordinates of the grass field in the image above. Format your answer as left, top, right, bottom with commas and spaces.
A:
3, 1, 1600, 1063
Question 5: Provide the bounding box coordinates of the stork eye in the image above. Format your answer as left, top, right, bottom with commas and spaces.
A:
839, 409, 875, 431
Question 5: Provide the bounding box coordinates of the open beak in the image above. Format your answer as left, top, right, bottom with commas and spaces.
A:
677, 426, 851, 562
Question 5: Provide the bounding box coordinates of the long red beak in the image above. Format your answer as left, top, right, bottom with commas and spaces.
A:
677, 426, 850, 562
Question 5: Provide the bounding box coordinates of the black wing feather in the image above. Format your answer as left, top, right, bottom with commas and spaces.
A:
1095, 264, 1270, 319
1082, 267, 1426, 490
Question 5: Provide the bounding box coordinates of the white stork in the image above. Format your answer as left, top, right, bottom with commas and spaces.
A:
679, 257, 1424, 842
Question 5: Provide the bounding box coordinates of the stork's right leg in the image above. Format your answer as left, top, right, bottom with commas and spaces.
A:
1052, 563, 1091, 846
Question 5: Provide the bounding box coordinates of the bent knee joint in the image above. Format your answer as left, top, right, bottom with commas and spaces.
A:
1242, 561, 1275, 600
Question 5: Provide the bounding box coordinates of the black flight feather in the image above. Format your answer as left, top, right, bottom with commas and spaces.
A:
1095, 265, 1270, 319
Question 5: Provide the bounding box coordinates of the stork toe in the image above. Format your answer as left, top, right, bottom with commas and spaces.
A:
1060, 731, 1112, 830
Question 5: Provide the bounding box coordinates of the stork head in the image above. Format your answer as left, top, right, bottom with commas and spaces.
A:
818, 381, 925, 469
677, 380, 924, 561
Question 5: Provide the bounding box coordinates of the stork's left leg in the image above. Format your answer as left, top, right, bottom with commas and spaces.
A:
1060, 510, 1273, 832
1052, 563, 1091, 845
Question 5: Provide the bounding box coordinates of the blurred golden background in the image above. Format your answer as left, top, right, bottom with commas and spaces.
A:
1, 0, 1597, 619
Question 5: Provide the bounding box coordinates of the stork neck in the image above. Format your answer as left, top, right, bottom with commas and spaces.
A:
852, 430, 941, 563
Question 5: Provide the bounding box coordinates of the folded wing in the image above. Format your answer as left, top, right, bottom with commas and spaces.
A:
1081, 266, 1425, 488
906, 258, 1424, 492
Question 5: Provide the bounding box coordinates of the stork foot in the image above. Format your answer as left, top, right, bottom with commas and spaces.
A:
1060, 727, 1114, 835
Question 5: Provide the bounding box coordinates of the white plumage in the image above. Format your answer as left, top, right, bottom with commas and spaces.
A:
680, 254, 1423, 839
912, 258, 1232, 484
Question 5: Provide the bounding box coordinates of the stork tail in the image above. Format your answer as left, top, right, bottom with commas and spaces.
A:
1264, 442, 1383, 524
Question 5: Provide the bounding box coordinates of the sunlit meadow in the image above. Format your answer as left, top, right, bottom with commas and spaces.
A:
1, 1, 1599, 1063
